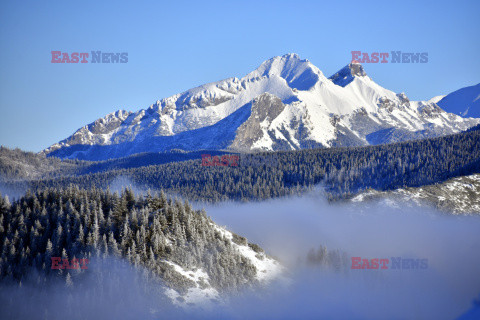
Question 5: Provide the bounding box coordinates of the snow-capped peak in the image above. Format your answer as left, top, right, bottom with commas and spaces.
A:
329, 62, 368, 87
247, 53, 324, 91
44, 54, 480, 160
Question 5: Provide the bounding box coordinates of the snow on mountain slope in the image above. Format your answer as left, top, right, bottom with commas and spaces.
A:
163, 224, 284, 308
212, 224, 284, 283
163, 261, 222, 308
44, 54, 480, 160
351, 174, 480, 214
427, 95, 445, 104
436, 83, 480, 118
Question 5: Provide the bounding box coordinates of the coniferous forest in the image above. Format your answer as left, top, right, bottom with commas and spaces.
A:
0, 187, 264, 290
2, 127, 478, 203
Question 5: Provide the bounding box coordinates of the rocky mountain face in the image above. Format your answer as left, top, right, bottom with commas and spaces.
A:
44, 54, 480, 160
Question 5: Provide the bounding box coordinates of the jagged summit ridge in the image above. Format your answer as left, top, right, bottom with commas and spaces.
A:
247, 53, 323, 91
329, 62, 367, 87
44, 54, 480, 160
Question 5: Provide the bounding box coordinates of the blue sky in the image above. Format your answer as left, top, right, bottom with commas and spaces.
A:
1, 0, 479, 152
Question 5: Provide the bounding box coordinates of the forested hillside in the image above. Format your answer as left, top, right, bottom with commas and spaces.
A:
0, 187, 277, 298
351, 174, 480, 214
0, 147, 231, 181
12, 128, 479, 202
0, 147, 82, 180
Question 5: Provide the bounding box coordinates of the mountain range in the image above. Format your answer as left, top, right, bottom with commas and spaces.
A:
44, 54, 480, 160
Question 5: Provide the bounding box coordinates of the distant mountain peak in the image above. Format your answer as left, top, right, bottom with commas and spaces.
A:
437, 83, 480, 118
44, 55, 480, 160
348, 62, 367, 77
248, 53, 322, 91
281, 52, 300, 60
329, 62, 367, 87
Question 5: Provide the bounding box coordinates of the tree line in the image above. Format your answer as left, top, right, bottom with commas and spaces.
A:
13, 128, 480, 202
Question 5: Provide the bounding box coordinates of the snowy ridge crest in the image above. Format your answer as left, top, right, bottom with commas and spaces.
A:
44, 54, 480, 160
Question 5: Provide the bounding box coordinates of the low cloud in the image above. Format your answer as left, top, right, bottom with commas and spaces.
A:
1, 192, 479, 319
198, 192, 480, 319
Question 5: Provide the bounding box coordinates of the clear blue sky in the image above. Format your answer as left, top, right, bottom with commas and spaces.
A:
1, 0, 479, 152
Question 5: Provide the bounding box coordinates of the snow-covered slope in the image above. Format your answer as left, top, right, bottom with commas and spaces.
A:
163, 224, 284, 308
436, 83, 480, 118
44, 54, 480, 160
427, 95, 445, 104
351, 174, 480, 214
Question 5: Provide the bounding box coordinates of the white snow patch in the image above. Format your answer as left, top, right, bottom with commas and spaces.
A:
163, 260, 221, 309
212, 224, 284, 283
